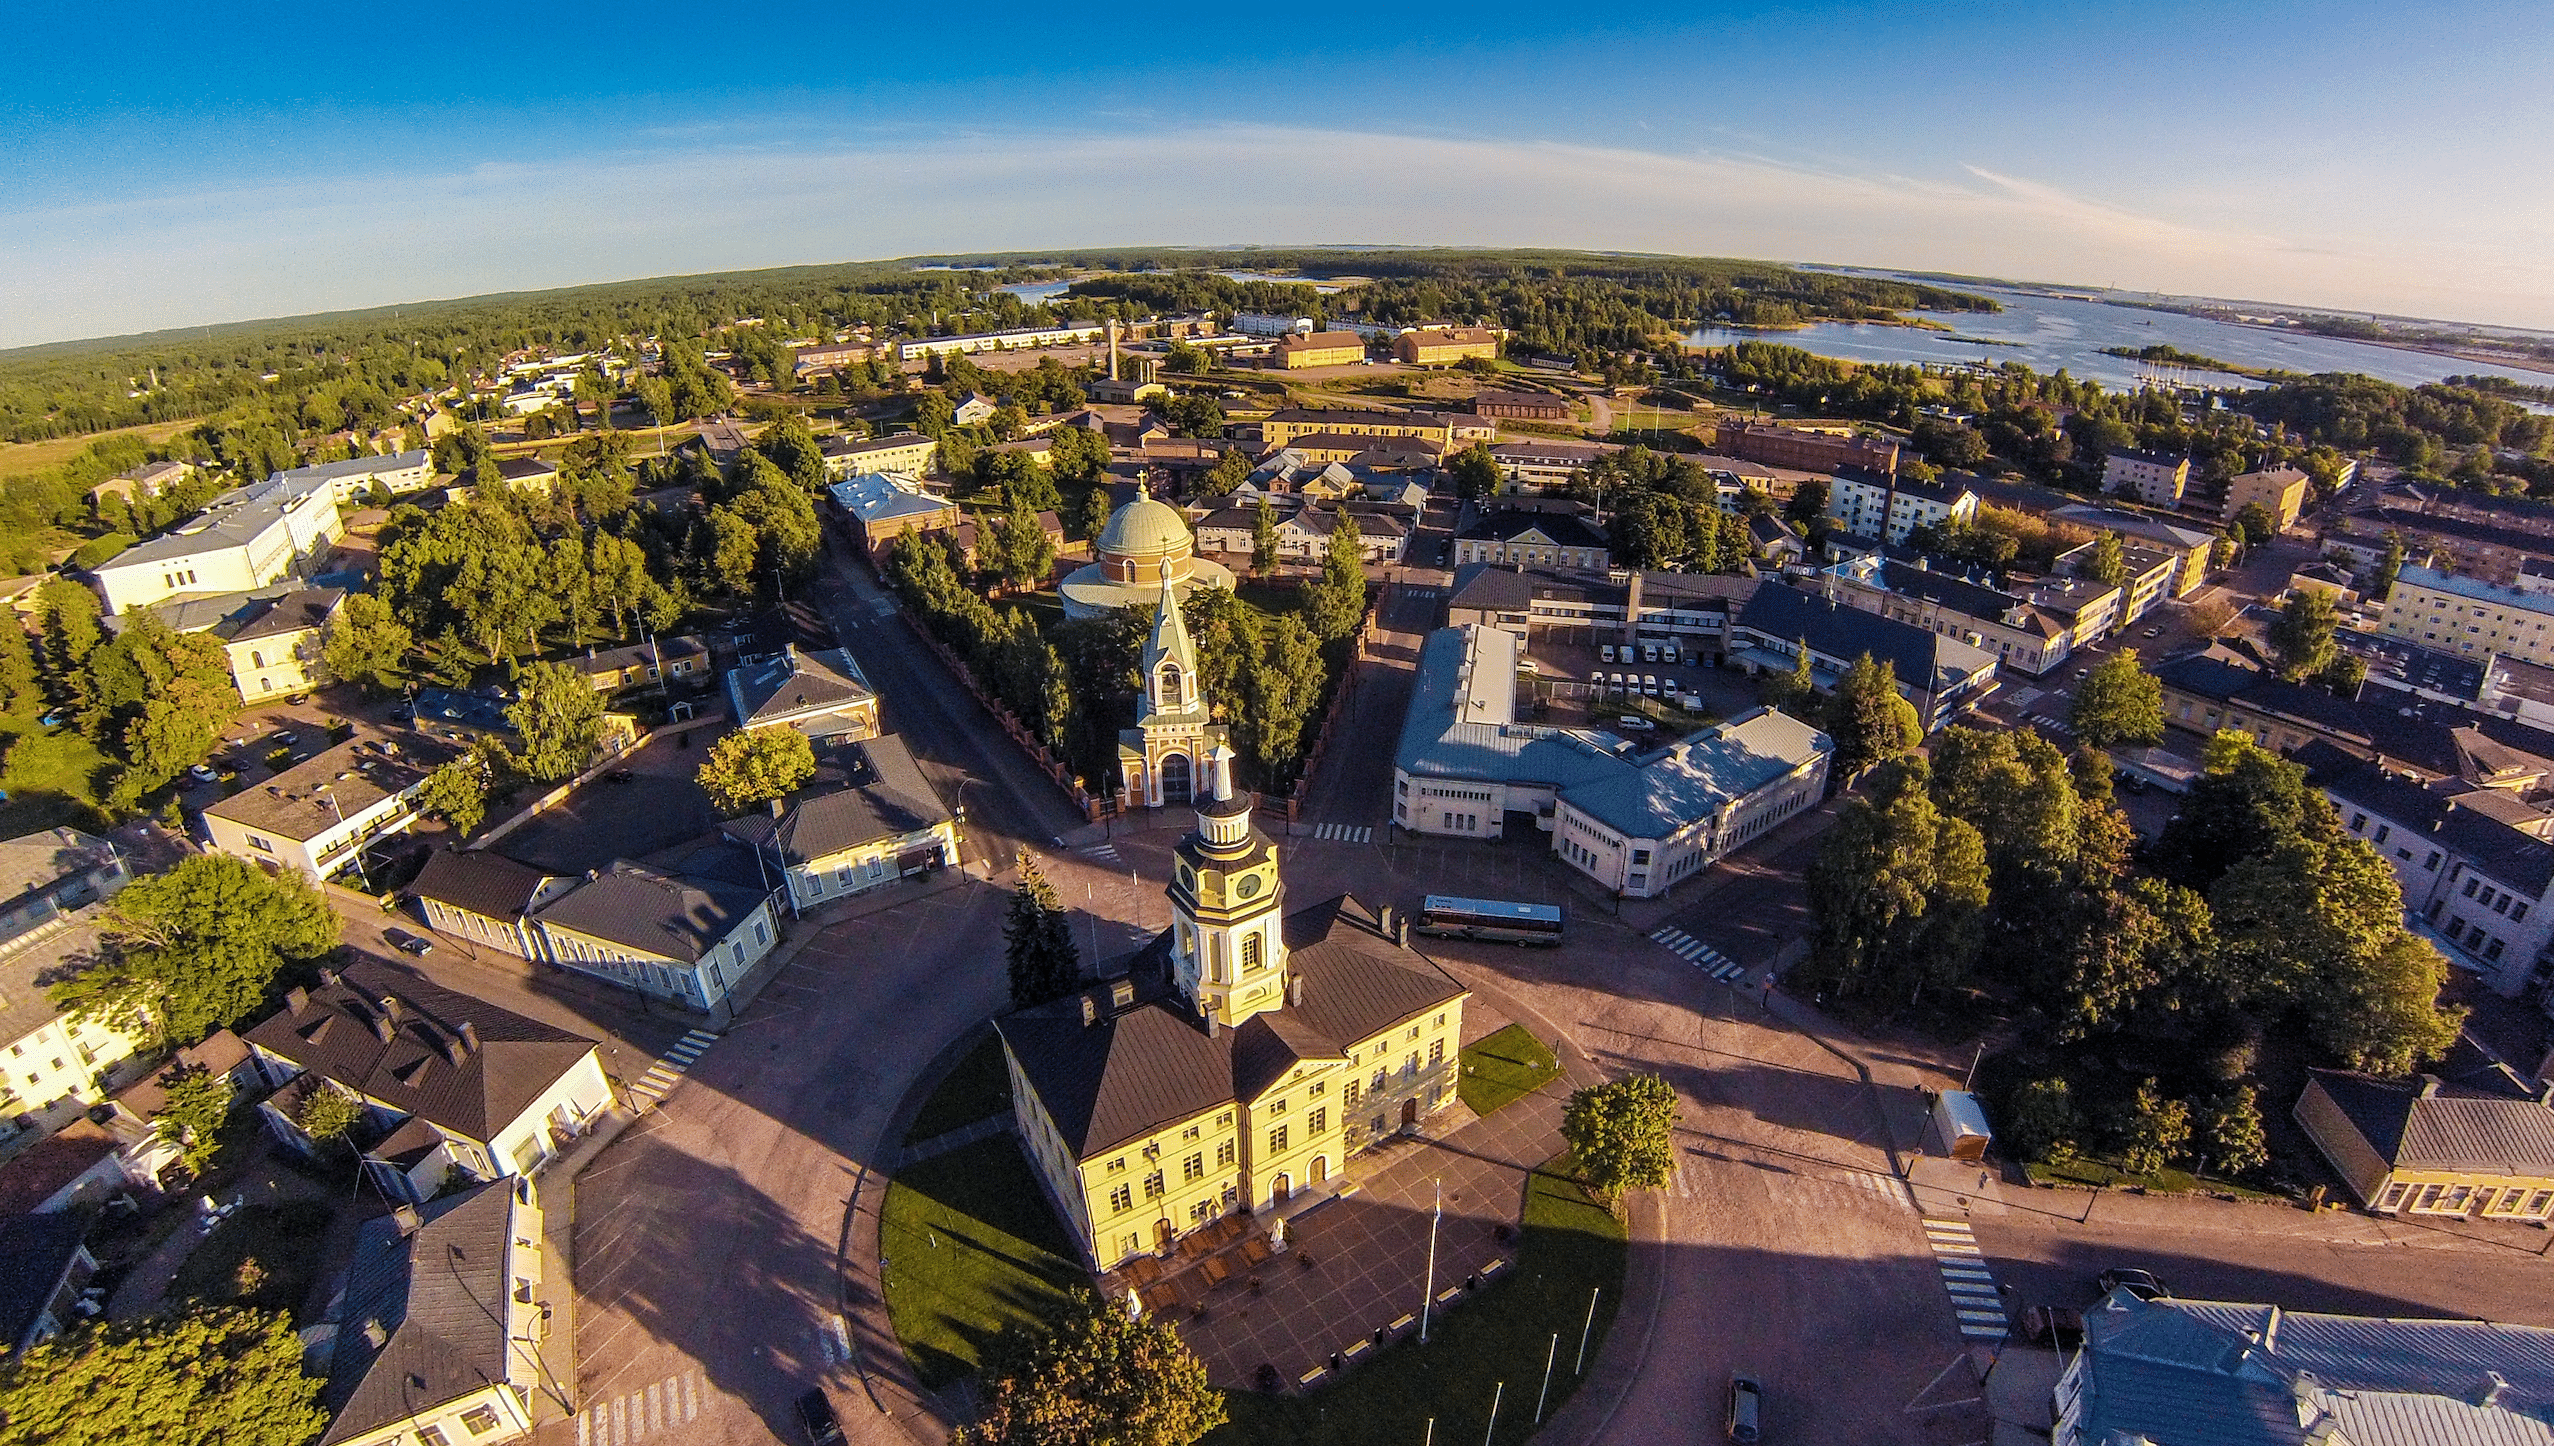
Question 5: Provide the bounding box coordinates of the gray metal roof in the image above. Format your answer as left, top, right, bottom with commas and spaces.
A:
1733, 583, 1998, 694
721, 735, 950, 864
100, 471, 330, 570
2306, 1068, 2554, 1176
530, 861, 769, 964
321, 1181, 522, 1443
1558, 708, 1830, 840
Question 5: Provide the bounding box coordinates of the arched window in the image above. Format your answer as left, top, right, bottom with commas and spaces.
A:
1158, 665, 1183, 708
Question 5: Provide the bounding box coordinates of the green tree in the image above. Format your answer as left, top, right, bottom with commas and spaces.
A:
152, 1064, 234, 1177
2230, 502, 2279, 548
2069, 649, 2165, 748
1250, 502, 1280, 578
696, 726, 817, 815
2363, 533, 2406, 601
2201, 1085, 2268, 1176
2113, 1079, 2191, 1177
1822, 653, 1920, 777
293, 1078, 362, 1145
0, 1306, 328, 1446
0, 618, 37, 714
1162, 395, 1224, 439
417, 744, 497, 838
51, 853, 338, 1046
320, 593, 413, 693
2268, 588, 2339, 682
1004, 850, 1082, 1008
1049, 426, 1109, 487
1072, 486, 1115, 541
1233, 615, 1326, 784
1561, 1074, 1680, 1206
1782, 478, 1829, 535
1301, 516, 1368, 642
504, 660, 609, 782
1805, 780, 1991, 1005
1195, 450, 1251, 499
955, 1288, 1225, 1446
1447, 443, 1502, 500
2084, 532, 2128, 588
1760, 640, 1817, 714
2003, 1078, 2082, 1163
991, 494, 1057, 591
2154, 731, 2323, 891
34, 577, 103, 698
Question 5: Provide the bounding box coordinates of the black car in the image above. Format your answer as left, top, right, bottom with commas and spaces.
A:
795, 1389, 844, 1446
385, 929, 434, 958
2098, 1267, 2169, 1300
1725, 1375, 1763, 1443
605, 769, 637, 784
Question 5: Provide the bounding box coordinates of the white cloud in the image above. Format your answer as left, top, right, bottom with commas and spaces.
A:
6, 123, 2550, 347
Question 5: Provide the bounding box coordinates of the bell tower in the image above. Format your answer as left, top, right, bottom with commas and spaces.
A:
1119, 577, 1224, 807
1167, 742, 1287, 1028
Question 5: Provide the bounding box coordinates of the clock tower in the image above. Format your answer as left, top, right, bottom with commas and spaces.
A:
1168, 742, 1288, 1028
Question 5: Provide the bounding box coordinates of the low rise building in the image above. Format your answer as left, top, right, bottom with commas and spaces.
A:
720, 735, 957, 916
1391, 327, 1499, 366
2380, 564, 2554, 668
1485, 437, 1617, 490
318, 1180, 546, 1446
2331, 504, 2549, 587
2318, 761, 2554, 997
1390, 626, 1831, 892
214, 585, 342, 704
276, 450, 434, 505
1261, 407, 1451, 451
90, 471, 342, 616
525, 861, 779, 1020
0, 825, 129, 950
1725, 583, 2000, 731
790, 340, 875, 377
893, 324, 1104, 362
2296, 1052, 2554, 1218
2225, 465, 2310, 529
2054, 1288, 2554, 1446
2048, 504, 2216, 596
1442, 564, 1756, 655
567, 635, 709, 694
1272, 332, 1370, 369
1468, 389, 1570, 421
0, 836, 150, 1160
1451, 506, 1610, 572
2288, 559, 2359, 607
821, 432, 940, 481
2100, 447, 2192, 506
0, 1213, 94, 1355
1714, 420, 1899, 475
725, 645, 879, 742
827, 470, 958, 559
1820, 554, 2119, 676
1824, 466, 1978, 545
202, 729, 457, 885
242, 961, 612, 1199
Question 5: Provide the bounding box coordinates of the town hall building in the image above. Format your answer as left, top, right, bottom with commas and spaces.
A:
999, 743, 1470, 1272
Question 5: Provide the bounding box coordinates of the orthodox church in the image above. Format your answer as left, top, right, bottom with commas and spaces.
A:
999, 600, 1470, 1271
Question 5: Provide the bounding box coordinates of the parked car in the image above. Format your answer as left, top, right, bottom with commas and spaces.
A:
1617, 715, 1656, 732
1609, 672, 1627, 691
1662, 643, 1681, 665
2141, 624, 2165, 638
1642, 674, 1660, 695
1517, 658, 1540, 676
1599, 644, 1617, 663
1641, 643, 1661, 663
185, 763, 220, 785
1726, 1375, 1764, 1443
385, 929, 433, 958
796, 1389, 845, 1446
2098, 1267, 2169, 1300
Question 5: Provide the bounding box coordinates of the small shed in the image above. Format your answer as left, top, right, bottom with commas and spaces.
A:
1933, 1090, 1993, 1163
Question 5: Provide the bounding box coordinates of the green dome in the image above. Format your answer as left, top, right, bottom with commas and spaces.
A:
1097, 496, 1191, 561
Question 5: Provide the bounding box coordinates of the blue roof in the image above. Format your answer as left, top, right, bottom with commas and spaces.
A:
2397, 564, 2554, 619
278, 449, 429, 484
1559, 708, 1830, 839
1732, 582, 1996, 692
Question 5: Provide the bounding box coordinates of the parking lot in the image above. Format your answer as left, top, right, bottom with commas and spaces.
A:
1515, 631, 1767, 728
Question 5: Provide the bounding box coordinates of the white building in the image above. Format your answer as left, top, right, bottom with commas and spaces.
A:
894, 324, 1105, 362
526, 861, 780, 1020
1824, 467, 1979, 545
242, 961, 614, 1199
2320, 761, 2554, 998
0, 829, 150, 1161
720, 735, 959, 916
1391, 626, 1833, 896
201, 728, 456, 885
90, 471, 342, 616
277, 449, 434, 505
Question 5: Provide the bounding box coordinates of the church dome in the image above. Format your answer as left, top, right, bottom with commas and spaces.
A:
1096, 496, 1193, 564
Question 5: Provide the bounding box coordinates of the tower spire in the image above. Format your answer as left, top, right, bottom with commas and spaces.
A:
1139, 575, 1200, 717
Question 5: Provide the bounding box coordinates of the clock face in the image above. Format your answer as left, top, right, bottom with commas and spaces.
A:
1235, 873, 1262, 900
1177, 863, 1196, 891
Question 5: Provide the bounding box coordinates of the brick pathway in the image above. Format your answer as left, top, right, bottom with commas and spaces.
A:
1152, 1077, 1567, 1392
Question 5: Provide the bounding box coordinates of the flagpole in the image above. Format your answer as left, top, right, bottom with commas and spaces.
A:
1420, 1177, 1442, 1343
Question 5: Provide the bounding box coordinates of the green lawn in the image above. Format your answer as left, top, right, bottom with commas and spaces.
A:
2025, 1156, 2283, 1201
1210, 1154, 1628, 1446
1458, 1025, 1562, 1118
901, 1034, 1013, 1147
0, 710, 112, 835
172, 1200, 335, 1324
879, 1134, 1084, 1390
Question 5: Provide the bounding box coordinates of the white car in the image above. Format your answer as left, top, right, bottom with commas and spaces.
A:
1618, 714, 1657, 732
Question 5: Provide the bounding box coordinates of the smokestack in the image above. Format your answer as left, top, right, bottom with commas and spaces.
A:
1107, 318, 1121, 383
456, 1020, 479, 1054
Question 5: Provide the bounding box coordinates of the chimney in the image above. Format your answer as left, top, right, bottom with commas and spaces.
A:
286, 985, 310, 1017
456, 1020, 479, 1054
2479, 1371, 2511, 1409
437, 1026, 467, 1066
1287, 973, 1304, 1007
770, 795, 786, 818
1110, 979, 1135, 1009
2262, 1304, 2281, 1354
1080, 994, 1098, 1028
318, 967, 339, 987
373, 1013, 396, 1043
379, 995, 402, 1024
2418, 1074, 2443, 1097
1397, 916, 1409, 947
392, 1204, 422, 1237
1378, 904, 1395, 936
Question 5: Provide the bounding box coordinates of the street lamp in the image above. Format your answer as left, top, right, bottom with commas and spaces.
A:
314, 783, 368, 892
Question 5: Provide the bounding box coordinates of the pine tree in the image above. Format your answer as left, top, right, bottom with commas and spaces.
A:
1302, 515, 1368, 641
1004, 851, 1081, 1008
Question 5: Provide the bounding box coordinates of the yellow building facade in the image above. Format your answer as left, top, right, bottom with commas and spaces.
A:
1274, 332, 1370, 369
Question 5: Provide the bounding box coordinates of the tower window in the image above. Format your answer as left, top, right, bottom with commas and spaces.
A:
1241, 933, 1262, 972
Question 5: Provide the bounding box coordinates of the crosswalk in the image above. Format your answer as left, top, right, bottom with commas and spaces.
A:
1666, 1156, 1906, 1211
2028, 713, 2073, 734
576, 1369, 705, 1446
1924, 1217, 2011, 1341
1400, 586, 1439, 599
1650, 926, 1747, 983
1309, 822, 1373, 843
625, 1029, 717, 1107
1081, 843, 1123, 866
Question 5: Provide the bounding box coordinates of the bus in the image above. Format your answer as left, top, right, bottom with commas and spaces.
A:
1416, 896, 1565, 946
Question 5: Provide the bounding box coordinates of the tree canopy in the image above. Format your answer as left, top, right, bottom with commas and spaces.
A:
504, 659, 608, 782
2070, 650, 2165, 748
1560, 1074, 1681, 1206
1004, 851, 1082, 1008
955, 1288, 1224, 1446
52, 853, 337, 1046
0, 1307, 327, 1446
696, 726, 816, 815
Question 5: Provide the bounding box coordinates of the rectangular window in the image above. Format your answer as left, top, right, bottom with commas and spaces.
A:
1183, 1125, 1200, 1141
418, 1429, 451, 1446
1182, 1153, 1203, 1183
2375, 1182, 2408, 1211
2350, 812, 2367, 832
1190, 1198, 1213, 1224
1343, 1080, 1360, 1108
1109, 1185, 1132, 1213
1268, 1125, 1288, 1154
1108, 1157, 1126, 1173
1428, 1040, 1444, 1066
1241, 933, 1263, 971
2467, 877, 2482, 898
1271, 1096, 1286, 1115
2427, 851, 2443, 871
1217, 1111, 1233, 1127
2515, 901, 2530, 923
1215, 1139, 1235, 1167
1308, 1107, 1326, 1134
2373, 825, 2390, 845
460, 1405, 501, 1434
1143, 1172, 1164, 1200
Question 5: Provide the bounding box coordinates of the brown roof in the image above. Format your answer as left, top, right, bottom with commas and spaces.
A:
410, 849, 552, 922
240, 959, 597, 1145
997, 892, 1467, 1160
0, 1120, 121, 1215
203, 728, 457, 843
1276, 332, 1369, 354
529, 862, 769, 964
2308, 1066, 2554, 1176
1401, 328, 1497, 350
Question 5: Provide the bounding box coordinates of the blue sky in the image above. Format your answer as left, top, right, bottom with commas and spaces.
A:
5, 1, 2550, 346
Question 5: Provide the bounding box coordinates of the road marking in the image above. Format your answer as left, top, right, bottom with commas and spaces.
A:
816, 1315, 853, 1364
1923, 1218, 2009, 1341
1648, 927, 1746, 981
579, 1370, 705, 1444
1312, 823, 1373, 843
625, 1030, 719, 1106
1082, 843, 1123, 865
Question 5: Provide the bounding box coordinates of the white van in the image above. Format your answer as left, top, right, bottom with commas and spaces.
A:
1599, 644, 1617, 663
1662, 643, 1681, 666
1642, 643, 1661, 664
